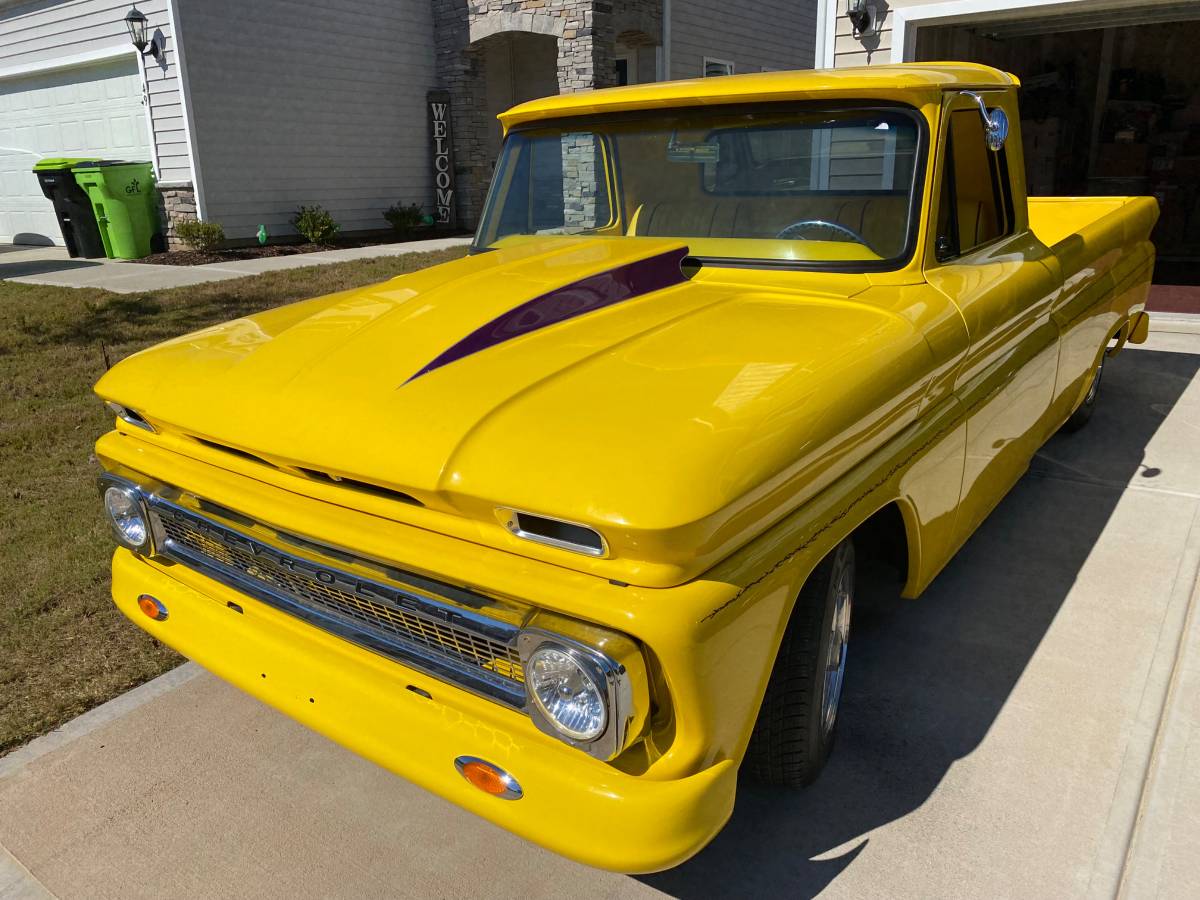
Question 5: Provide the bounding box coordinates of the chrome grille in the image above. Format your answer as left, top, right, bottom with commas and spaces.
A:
148, 498, 527, 707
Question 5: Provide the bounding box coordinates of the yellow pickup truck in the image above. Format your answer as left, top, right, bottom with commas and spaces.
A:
94, 63, 1156, 872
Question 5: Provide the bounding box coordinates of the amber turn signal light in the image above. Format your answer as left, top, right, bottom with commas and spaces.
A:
454, 756, 522, 800
137, 594, 168, 621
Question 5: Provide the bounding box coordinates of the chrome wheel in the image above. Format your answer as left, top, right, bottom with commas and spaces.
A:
821, 561, 853, 736
1064, 352, 1105, 433
1084, 360, 1102, 404
747, 538, 855, 786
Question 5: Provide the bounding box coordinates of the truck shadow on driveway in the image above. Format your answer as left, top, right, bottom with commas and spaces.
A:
639, 346, 1200, 899
0, 258, 101, 279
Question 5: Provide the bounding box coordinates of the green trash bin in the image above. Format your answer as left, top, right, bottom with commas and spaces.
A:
72, 161, 162, 259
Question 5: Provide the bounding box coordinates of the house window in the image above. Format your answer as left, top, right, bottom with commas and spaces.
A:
704, 57, 735, 78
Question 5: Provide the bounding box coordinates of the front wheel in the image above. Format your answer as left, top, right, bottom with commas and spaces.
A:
745, 539, 855, 787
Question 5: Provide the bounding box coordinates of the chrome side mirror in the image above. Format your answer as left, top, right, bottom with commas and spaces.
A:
959, 91, 1009, 152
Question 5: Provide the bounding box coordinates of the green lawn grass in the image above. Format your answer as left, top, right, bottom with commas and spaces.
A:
0, 247, 467, 754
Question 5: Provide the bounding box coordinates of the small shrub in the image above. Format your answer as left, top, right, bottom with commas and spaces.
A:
174, 220, 225, 253
291, 204, 340, 244
384, 202, 424, 234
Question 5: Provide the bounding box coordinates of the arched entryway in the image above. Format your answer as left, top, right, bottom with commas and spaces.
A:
476, 31, 560, 160
431, 0, 662, 227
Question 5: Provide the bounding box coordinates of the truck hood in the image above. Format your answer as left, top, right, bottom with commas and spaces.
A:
96, 237, 937, 584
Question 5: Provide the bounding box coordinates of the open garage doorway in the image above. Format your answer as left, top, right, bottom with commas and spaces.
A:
915, 5, 1200, 312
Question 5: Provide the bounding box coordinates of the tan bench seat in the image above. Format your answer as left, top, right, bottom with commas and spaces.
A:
631, 193, 909, 255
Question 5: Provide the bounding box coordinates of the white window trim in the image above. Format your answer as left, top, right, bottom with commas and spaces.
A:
817, 0, 1104, 67
661, 0, 672, 79
817, 0, 837, 68
890, 0, 1099, 64
703, 56, 735, 77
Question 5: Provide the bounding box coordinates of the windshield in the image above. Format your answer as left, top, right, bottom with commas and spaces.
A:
474, 105, 924, 268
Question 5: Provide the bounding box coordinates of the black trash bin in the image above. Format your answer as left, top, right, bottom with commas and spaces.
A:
33, 157, 106, 258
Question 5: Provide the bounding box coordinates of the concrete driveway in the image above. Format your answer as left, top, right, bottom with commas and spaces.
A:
2, 321, 1199, 900
0, 237, 471, 292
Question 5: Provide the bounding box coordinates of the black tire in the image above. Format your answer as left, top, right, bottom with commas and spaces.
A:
1063, 353, 1105, 432
745, 539, 855, 787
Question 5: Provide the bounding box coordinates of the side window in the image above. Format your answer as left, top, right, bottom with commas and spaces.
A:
935, 108, 1012, 260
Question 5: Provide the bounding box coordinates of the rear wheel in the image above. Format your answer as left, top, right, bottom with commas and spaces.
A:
745, 539, 855, 787
1063, 352, 1106, 432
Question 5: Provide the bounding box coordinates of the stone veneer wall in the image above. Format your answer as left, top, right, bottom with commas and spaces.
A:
433, 0, 630, 228
157, 185, 198, 250
557, 1, 616, 94
560, 132, 605, 229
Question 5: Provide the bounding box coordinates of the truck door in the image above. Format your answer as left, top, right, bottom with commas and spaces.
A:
923, 90, 1062, 543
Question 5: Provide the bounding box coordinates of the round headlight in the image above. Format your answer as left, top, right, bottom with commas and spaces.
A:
526, 645, 607, 741
104, 485, 149, 550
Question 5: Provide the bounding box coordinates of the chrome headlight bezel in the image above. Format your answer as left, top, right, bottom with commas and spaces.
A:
97, 475, 158, 555
517, 621, 648, 762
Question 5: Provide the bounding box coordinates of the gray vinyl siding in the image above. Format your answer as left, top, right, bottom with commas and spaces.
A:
670, 0, 818, 79
0, 0, 191, 184
176, 0, 436, 241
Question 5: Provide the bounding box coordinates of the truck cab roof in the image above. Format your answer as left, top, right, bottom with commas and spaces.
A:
500, 63, 1021, 130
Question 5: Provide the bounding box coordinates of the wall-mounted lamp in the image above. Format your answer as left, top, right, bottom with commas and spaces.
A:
846, 0, 878, 40
125, 8, 164, 66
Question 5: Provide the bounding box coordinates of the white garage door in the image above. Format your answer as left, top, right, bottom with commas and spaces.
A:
0, 56, 151, 246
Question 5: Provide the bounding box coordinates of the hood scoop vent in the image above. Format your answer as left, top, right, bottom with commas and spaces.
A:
295, 467, 423, 507
195, 437, 272, 467
190, 436, 423, 508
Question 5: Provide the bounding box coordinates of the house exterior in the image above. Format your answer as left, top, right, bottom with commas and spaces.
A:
816, 0, 1200, 285
0, 0, 817, 248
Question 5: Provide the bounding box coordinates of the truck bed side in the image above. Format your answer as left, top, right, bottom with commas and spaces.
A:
1029, 195, 1158, 428
1028, 195, 1158, 256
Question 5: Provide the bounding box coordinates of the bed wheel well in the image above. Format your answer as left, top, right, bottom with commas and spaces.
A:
852, 501, 910, 588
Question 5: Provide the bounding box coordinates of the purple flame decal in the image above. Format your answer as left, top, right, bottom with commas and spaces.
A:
405, 245, 690, 383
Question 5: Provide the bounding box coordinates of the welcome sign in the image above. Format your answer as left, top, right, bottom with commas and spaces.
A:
428, 91, 456, 228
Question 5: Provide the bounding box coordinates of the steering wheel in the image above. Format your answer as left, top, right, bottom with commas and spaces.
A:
776, 219, 868, 245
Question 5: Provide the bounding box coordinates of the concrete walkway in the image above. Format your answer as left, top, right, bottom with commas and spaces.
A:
0, 236, 472, 293
1, 319, 1199, 899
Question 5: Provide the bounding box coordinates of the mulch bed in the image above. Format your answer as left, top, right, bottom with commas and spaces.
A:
141, 230, 466, 266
